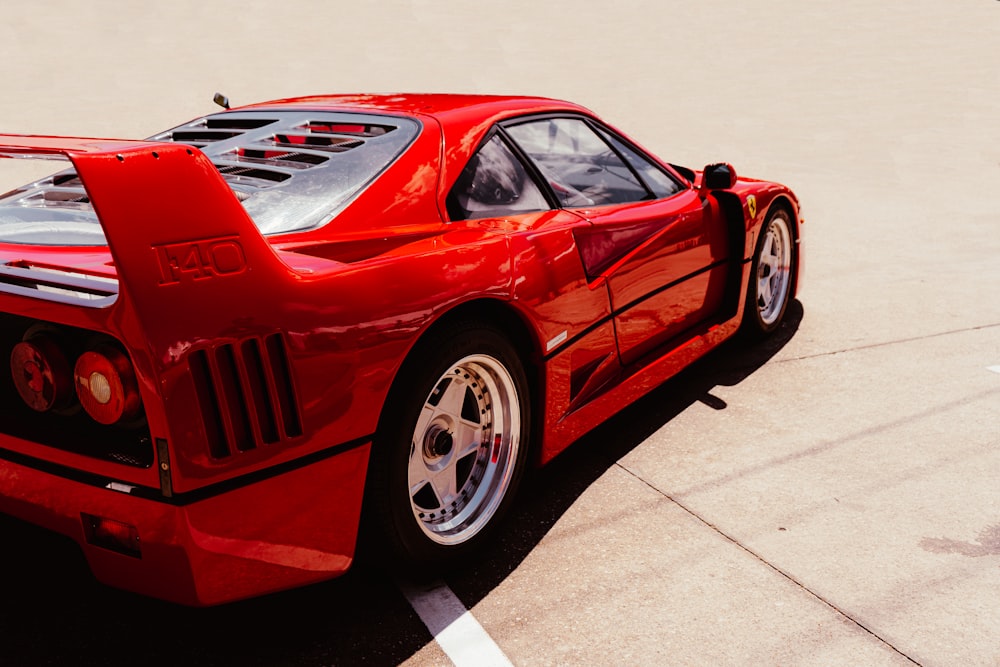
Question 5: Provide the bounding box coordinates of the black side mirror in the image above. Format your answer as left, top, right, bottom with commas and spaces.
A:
702, 162, 737, 190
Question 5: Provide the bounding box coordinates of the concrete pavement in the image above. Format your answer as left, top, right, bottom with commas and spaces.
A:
1, 1, 997, 664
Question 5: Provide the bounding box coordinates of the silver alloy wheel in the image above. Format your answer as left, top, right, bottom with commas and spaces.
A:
408, 353, 521, 545
756, 214, 793, 326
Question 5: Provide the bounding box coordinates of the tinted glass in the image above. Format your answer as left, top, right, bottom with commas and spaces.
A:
596, 127, 683, 199
506, 118, 649, 207
446, 134, 549, 221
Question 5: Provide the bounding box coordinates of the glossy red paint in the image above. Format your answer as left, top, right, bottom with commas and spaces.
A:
0, 94, 801, 604
0, 436, 369, 605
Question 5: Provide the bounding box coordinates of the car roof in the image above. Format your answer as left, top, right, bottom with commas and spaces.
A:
240, 93, 593, 124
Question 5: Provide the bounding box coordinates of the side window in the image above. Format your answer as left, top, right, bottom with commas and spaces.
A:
505, 118, 650, 208
595, 127, 683, 199
446, 134, 549, 221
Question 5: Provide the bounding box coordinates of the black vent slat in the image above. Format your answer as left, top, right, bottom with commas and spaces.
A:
188, 349, 230, 458
214, 344, 255, 452
190, 334, 302, 459
265, 333, 302, 438
41, 188, 89, 203
240, 338, 279, 444
12, 190, 91, 210
170, 130, 244, 143
233, 148, 329, 168
8, 171, 90, 209
215, 165, 291, 184
51, 173, 83, 187
271, 134, 363, 153
205, 118, 277, 130
302, 121, 395, 137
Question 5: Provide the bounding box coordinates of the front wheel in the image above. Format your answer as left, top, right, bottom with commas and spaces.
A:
367, 323, 530, 567
743, 208, 795, 335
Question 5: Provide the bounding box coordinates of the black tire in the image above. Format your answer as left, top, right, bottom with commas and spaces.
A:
742, 208, 796, 336
366, 321, 531, 569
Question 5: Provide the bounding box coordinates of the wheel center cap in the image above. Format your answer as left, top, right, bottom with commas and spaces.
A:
430, 429, 454, 457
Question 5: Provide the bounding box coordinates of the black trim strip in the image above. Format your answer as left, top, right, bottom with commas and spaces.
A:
543, 257, 744, 362
613, 259, 731, 316
0, 434, 372, 507
165, 436, 371, 506
0, 446, 117, 493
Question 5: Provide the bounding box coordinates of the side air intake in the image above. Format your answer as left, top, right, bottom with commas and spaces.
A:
188, 333, 302, 459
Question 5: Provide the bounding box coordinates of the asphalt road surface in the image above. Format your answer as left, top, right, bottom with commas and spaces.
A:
1, 1, 998, 665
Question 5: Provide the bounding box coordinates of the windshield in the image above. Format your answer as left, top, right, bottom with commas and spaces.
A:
0, 110, 420, 245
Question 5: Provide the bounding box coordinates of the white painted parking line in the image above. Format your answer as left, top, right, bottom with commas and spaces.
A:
988, 365, 1000, 374
399, 579, 513, 667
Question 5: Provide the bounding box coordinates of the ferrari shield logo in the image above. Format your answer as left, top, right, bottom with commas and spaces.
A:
747, 194, 757, 218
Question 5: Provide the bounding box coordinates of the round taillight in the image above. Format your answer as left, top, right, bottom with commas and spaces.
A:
10, 336, 73, 412
73, 346, 142, 425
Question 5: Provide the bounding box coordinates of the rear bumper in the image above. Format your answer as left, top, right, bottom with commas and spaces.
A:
0, 441, 370, 606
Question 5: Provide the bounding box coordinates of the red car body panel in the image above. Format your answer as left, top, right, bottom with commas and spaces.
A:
0, 94, 801, 605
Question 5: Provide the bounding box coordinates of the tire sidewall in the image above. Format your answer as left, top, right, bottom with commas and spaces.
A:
371, 323, 531, 568
744, 208, 795, 335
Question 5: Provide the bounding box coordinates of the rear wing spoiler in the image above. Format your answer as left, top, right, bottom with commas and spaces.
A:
0, 135, 308, 362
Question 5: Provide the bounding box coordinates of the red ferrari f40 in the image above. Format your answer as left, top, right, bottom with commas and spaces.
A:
0, 94, 801, 605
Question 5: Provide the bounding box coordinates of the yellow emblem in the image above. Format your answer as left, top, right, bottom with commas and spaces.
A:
747, 194, 757, 218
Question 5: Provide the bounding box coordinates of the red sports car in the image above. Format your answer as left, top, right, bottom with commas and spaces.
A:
0, 94, 801, 605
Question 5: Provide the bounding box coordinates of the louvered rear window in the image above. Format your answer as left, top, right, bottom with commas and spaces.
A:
0, 111, 420, 244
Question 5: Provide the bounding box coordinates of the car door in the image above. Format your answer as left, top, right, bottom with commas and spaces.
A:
444, 127, 624, 422
504, 117, 730, 367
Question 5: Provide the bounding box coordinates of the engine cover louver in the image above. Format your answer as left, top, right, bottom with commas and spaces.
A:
0, 109, 419, 242
149, 115, 394, 192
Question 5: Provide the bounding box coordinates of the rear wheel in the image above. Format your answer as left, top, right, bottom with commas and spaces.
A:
368, 322, 530, 567
743, 208, 795, 335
